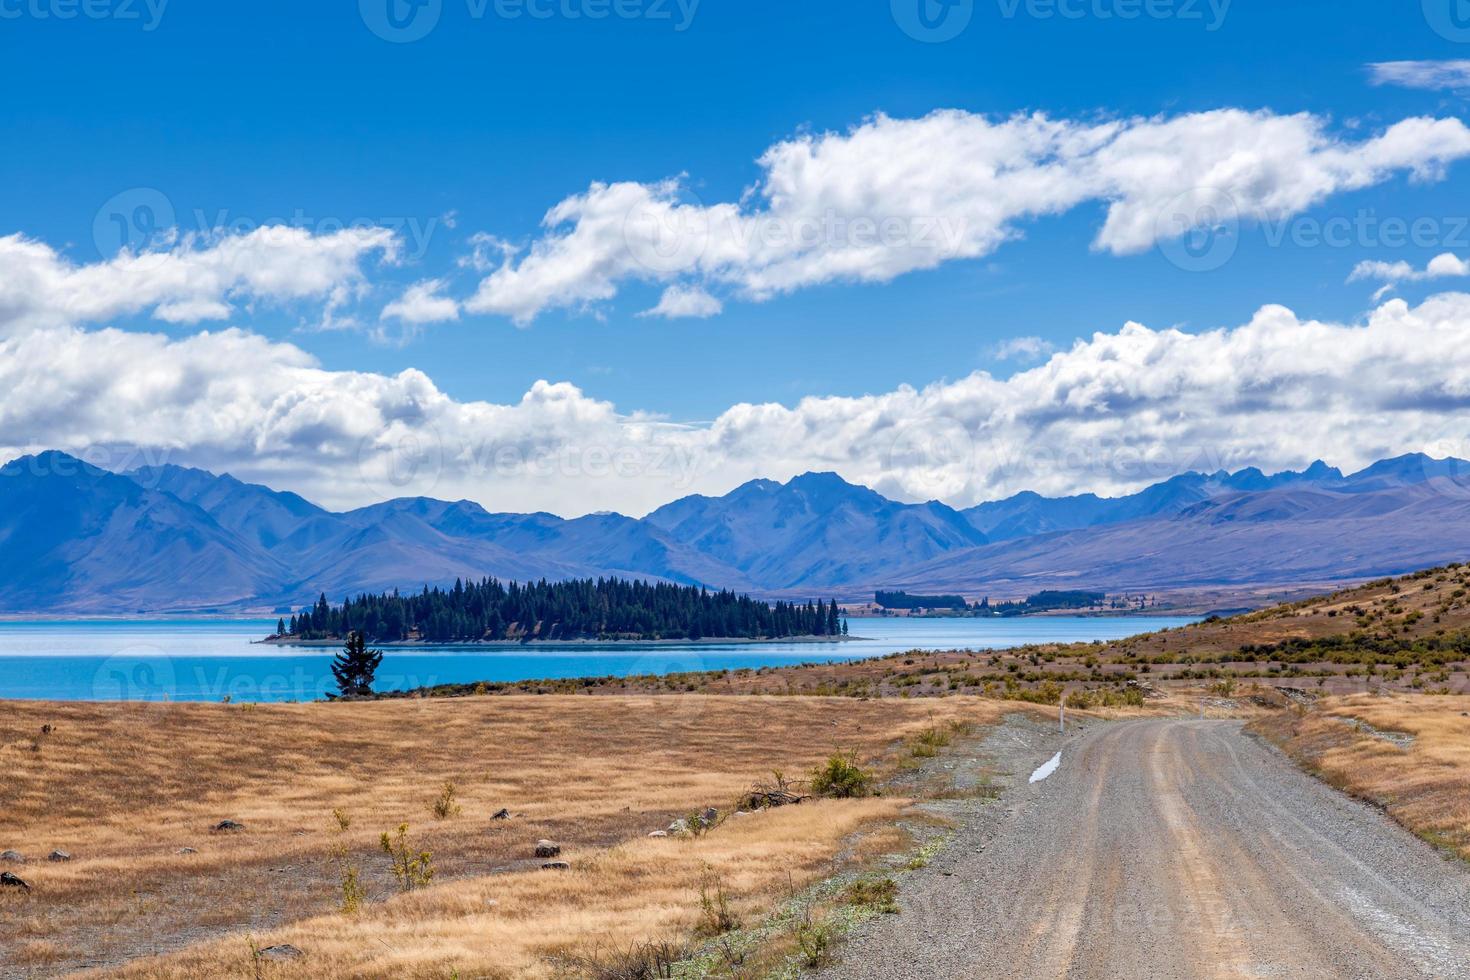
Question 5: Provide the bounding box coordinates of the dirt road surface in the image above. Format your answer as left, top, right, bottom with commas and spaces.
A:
826, 718, 1470, 979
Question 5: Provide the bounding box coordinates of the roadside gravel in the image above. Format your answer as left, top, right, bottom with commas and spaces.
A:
823, 717, 1470, 979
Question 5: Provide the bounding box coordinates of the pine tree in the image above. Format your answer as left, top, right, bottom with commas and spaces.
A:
332, 631, 384, 698
276, 617, 286, 637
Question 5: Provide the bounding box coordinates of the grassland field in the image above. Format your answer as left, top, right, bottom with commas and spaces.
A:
7, 563, 1470, 978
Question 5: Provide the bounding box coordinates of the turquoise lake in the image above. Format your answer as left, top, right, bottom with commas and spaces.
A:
0, 616, 1196, 701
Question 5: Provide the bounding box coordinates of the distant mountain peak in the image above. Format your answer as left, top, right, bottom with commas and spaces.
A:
786, 470, 855, 488
1299, 459, 1343, 480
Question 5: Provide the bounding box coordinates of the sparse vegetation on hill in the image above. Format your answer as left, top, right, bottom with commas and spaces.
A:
401, 562, 1470, 702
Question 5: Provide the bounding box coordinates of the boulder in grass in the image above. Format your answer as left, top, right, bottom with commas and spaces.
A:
540, 861, 570, 871
491, 808, 511, 820
533, 840, 561, 858
177, 847, 198, 855
212, 820, 245, 833
700, 807, 719, 827
0, 871, 29, 892
47, 850, 71, 863
647, 830, 669, 838
0, 851, 23, 864
258, 945, 303, 961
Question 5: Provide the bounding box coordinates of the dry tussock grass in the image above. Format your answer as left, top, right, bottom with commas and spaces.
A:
0, 694, 1013, 977
106, 797, 906, 979
1255, 694, 1470, 859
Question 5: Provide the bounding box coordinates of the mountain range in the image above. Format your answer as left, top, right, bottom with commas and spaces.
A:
1, 450, 1468, 613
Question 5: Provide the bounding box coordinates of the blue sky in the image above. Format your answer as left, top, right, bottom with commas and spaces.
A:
3, 0, 1466, 413
5, 1, 1470, 515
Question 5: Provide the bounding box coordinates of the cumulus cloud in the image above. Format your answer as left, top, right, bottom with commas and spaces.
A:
1369, 60, 1470, 92
381, 278, 460, 325
0, 226, 400, 333
9, 292, 1470, 516
639, 284, 724, 319
1349, 252, 1470, 299
991, 336, 1056, 363
461, 109, 1470, 324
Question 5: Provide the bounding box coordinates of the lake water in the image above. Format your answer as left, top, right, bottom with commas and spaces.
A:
0, 615, 1195, 702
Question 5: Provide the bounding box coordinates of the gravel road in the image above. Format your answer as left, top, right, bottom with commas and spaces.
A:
824, 717, 1470, 979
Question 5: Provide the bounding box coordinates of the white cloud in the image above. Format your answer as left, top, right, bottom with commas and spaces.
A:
1369, 60, 1470, 91
10, 292, 1470, 517
639, 284, 724, 319
462, 109, 1470, 324
992, 336, 1056, 362
458, 232, 517, 274
0, 226, 400, 333
1349, 252, 1470, 287
381, 278, 460, 325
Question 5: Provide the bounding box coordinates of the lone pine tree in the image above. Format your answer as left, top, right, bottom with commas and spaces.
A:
331, 631, 384, 698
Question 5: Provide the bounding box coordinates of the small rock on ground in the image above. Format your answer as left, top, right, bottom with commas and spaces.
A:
0, 851, 24, 863
534, 840, 561, 858
47, 850, 71, 862
541, 861, 571, 871
0, 871, 30, 891
212, 820, 245, 833
258, 944, 303, 960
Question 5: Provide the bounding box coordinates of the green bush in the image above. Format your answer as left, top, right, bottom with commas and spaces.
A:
428, 780, 462, 820
380, 823, 434, 892
810, 752, 874, 798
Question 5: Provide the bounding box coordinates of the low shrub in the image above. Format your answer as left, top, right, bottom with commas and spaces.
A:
379, 823, 433, 892
809, 752, 874, 799
429, 780, 462, 820
844, 876, 899, 914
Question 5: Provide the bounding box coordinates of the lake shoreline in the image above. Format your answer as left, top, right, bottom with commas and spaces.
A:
256, 633, 865, 649
0, 616, 1198, 701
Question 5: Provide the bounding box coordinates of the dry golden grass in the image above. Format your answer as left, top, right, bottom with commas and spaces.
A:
1254, 694, 1470, 860
0, 695, 1017, 978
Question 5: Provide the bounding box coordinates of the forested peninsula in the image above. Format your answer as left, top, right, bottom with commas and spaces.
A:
266, 577, 849, 645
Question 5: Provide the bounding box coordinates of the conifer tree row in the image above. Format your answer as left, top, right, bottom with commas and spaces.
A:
280, 577, 847, 643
